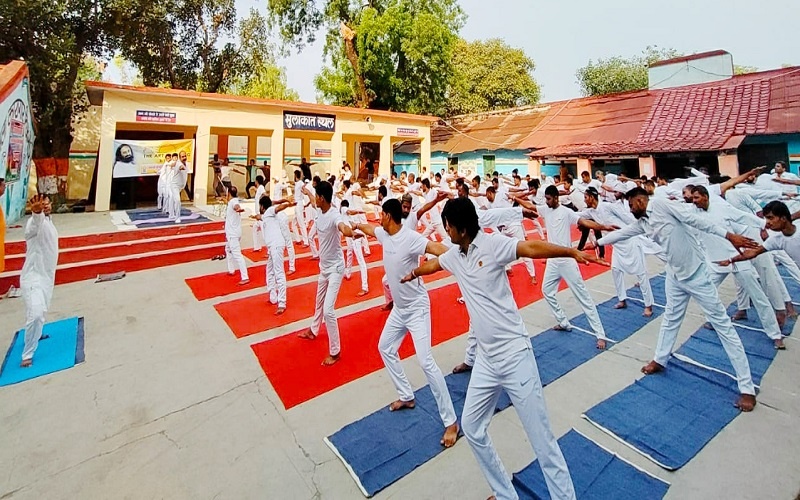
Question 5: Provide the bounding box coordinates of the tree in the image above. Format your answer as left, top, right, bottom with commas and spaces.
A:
445, 38, 540, 116
0, 0, 120, 206
734, 65, 759, 75
224, 9, 298, 100
576, 46, 681, 96
269, 0, 465, 113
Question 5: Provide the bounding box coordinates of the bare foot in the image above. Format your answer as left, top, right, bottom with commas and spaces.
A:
389, 399, 416, 411
322, 354, 340, 366
441, 422, 459, 448
344, 274, 352, 281
641, 360, 665, 375
775, 338, 786, 350
297, 329, 316, 340
506, 268, 513, 276
456, 297, 465, 304
553, 324, 572, 332
731, 310, 748, 321
287, 269, 297, 276
614, 301, 627, 310
238, 279, 250, 286
227, 272, 235, 276
736, 394, 757, 412
275, 307, 286, 315
381, 301, 394, 311
20, 359, 32, 368
596, 339, 607, 350
452, 363, 473, 374
777, 310, 786, 329
787, 302, 798, 319
642, 306, 653, 317
487, 496, 496, 500
357, 289, 369, 297
531, 276, 538, 285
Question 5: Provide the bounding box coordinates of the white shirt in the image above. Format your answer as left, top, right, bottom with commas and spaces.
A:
692, 197, 763, 273
260, 207, 284, 247
423, 189, 442, 222
599, 198, 728, 280
489, 195, 512, 209
575, 179, 601, 194
293, 182, 304, 206
225, 198, 243, 238
402, 209, 419, 230
314, 207, 345, 272
342, 170, 352, 182
535, 204, 581, 247
764, 225, 800, 265
171, 160, 188, 188
375, 227, 430, 308
478, 207, 524, 229
254, 185, 266, 203
272, 180, 286, 200
438, 231, 528, 359
756, 172, 799, 195
20, 212, 59, 306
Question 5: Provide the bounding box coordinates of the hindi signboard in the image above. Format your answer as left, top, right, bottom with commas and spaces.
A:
283, 111, 336, 132
136, 110, 177, 123
396, 127, 419, 138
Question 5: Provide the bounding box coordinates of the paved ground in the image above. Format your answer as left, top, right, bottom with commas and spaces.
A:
1, 212, 800, 499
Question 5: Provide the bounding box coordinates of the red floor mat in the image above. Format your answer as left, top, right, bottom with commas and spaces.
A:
186, 246, 385, 301
251, 259, 610, 409
242, 237, 377, 263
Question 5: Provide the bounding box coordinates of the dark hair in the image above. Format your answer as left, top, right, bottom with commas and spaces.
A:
421, 178, 431, 189
472, 175, 481, 184
563, 175, 573, 186
585, 187, 599, 199
492, 171, 499, 178
581, 171, 590, 177
229, 185, 239, 197
625, 187, 648, 200
644, 180, 655, 189
690, 185, 709, 197
341, 199, 350, 208
315, 180, 333, 203
256, 175, 265, 185
683, 184, 695, 192
343, 179, 351, 189
763, 200, 791, 221
259, 195, 272, 210
441, 198, 480, 240
115, 144, 134, 163
401, 193, 413, 205
544, 185, 559, 198
455, 177, 465, 187
512, 168, 519, 175
294, 170, 302, 180
777, 161, 787, 169
378, 185, 388, 198
435, 172, 441, 179
486, 186, 496, 195
382, 198, 403, 223
313, 175, 321, 184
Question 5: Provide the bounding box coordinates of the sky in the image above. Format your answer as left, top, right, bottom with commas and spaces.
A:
111, 0, 800, 103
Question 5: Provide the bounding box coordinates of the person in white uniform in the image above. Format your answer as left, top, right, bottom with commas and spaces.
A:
486, 186, 537, 284
352, 198, 459, 447
224, 186, 250, 285
19, 195, 59, 368
292, 170, 310, 246
343, 179, 371, 255
297, 181, 360, 365
157, 155, 172, 212
580, 187, 654, 316
599, 188, 758, 411
169, 153, 188, 223
688, 186, 785, 349
517, 185, 612, 349
251, 175, 267, 251
340, 200, 369, 296
419, 178, 448, 242
271, 177, 297, 273
256, 196, 293, 314
402, 197, 605, 500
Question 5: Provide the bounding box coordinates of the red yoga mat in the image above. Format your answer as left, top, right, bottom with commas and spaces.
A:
243, 237, 377, 262
251, 258, 610, 409
185, 246, 385, 301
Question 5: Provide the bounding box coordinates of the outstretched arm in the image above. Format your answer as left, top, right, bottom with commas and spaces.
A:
716, 246, 767, 266
338, 222, 356, 238
352, 222, 378, 238
577, 218, 617, 232
425, 241, 450, 256
516, 240, 609, 266
719, 166, 767, 196
400, 257, 443, 283
415, 191, 449, 218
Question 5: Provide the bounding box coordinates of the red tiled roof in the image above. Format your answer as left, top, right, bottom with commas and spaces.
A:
425, 107, 550, 154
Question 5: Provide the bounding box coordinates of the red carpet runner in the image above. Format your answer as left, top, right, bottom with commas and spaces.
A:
251, 259, 610, 409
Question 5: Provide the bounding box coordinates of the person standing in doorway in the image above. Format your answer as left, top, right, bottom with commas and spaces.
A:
224, 186, 250, 285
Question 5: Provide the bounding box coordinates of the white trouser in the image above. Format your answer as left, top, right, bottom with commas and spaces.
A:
307, 217, 319, 257
422, 219, 448, 242
252, 222, 263, 251
288, 213, 303, 243
612, 268, 654, 306
382, 274, 392, 304
656, 267, 755, 395
379, 305, 457, 427
345, 236, 369, 291
311, 266, 344, 356
532, 218, 545, 238
502, 224, 535, 278
464, 324, 477, 366
710, 268, 782, 340
225, 237, 249, 280
542, 259, 606, 339
21, 284, 47, 361
736, 252, 786, 311
157, 182, 165, 210
266, 244, 287, 307
462, 345, 576, 500
279, 217, 296, 271
294, 205, 309, 245
169, 187, 182, 221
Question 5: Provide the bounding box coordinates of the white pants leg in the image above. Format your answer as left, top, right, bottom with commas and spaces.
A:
294, 205, 309, 245
656, 268, 755, 395
353, 238, 368, 291
753, 253, 787, 310
560, 260, 606, 339
311, 267, 344, 355
307, 219, 319, 257
225, 237, 249, 280
171, 188, 182, 221
612, 268, 627, 301
464, 325, 477, 366
266, 245, 287, 307
542, 260, 570, 328
252, 222, 262, 251
506, 225, 535, 278
21, 285, 47, 362
157, 186, 164, 210
533, 218, 545, 238
462, 347, 576, 500
712, 270, 781, 340
280, 218, 296, 271
345, 237, 355, 278
382, 274, 393, 304
379, 306, 457, 426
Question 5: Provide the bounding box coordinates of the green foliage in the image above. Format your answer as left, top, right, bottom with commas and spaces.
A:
446, 38, 540, 117
576, 46, 682, 97
734, 65, 759, 75
309, 0, 464, 113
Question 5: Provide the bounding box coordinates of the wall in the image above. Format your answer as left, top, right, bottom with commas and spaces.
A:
740, 133, 800, 174
649, 52, 733, 90
0, 67, 35, 225
433, 149, 529, 177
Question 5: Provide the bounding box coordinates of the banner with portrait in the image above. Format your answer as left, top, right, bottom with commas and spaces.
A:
0, 72, 35, 225
112, 139, 195, 178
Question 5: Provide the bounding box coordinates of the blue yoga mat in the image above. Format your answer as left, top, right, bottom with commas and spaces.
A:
512, 429, 670, 500
726, 302, 796, 336
326, 280, 665, 496
325, 371, 511, 497
126, 208, 210, 227
676, 323, 776, 386
0, 317, 85, 387
624, 272, 668, 306
583, 357, 742, 470
777, 265, 800, 302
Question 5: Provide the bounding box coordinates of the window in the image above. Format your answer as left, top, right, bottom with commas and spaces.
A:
483, 155, 496, 174
448, 156, 459, 167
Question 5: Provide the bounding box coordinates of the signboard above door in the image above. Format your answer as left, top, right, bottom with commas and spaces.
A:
283, 111, 336, 132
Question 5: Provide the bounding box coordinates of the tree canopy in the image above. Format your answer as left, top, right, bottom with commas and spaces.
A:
575, 46, 681, 97
445, 38, 540, 117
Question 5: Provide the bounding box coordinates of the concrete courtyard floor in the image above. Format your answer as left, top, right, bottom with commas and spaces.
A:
1, 214, 800, 499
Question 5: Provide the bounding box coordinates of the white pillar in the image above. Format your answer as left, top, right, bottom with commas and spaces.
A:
379, 135, 392, 178
577, 158, 591, 176
194, 124, 211, 210
272, 129, 285, 181
330, 131, 343, 177
639, 156, 656, 177
420, 137, 431, 175
94, 108, 116, 212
